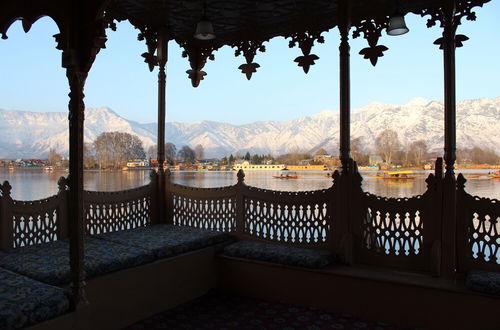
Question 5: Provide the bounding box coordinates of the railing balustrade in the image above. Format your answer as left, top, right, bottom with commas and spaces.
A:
0, 162, 498, 277
457, 174, 500, 272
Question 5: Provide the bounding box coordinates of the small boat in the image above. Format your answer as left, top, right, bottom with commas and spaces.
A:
42, 166, 53, 172
489, 170, 500, 179
273, 173, 298, 179
375, 170, 415, 180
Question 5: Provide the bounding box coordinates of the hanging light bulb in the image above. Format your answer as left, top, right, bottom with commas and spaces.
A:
194, 2, 216, 40
387, 14, 409, 36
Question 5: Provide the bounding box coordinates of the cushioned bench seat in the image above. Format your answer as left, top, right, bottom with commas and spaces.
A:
466, 270, 500, 296
95, 224, 232, 259
222, 240, 334, 268
0, 237, 155, 286
0, 267, 70, 329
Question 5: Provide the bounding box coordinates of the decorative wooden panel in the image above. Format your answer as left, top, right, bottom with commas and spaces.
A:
364, 204, 423, 256
11, 196, 61, 248
84, 184, 153, 235
457, 174, 500, 272
242, 186, 332, 247
169, 184, 236, 232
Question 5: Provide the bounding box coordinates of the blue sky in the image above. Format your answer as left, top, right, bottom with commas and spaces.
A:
0, 2, 498, 125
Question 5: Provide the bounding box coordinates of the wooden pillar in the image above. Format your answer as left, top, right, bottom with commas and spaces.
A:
338, 0, 351, 173
441, 0, 457, 277
336, 0, 353, 263
66, 66, 88, 306
156, 28, 168, 223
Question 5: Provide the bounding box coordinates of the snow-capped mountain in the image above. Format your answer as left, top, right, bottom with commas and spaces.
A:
0, 97, 499, 159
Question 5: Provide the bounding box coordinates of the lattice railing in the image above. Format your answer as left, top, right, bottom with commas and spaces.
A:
0, 179, 68, 249
352, 172, 441, 272
363, 193, 424, 256
457, 174, 500, 272
84, 184, 155, 235
242, 186, 332, 247
169, 183, 236, 232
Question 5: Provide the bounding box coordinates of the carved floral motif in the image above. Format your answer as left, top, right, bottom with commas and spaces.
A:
287, 31, 324, 74
231, 40, 267, 80
352, 18, 389, 66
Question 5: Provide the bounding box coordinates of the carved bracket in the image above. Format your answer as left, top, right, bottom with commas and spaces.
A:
417, 0, 489, 49
231, 40, 267, 80
179, 41, 217, 87
287, 31, 324, 74
352, 18, 389, 66
137, 25, 159, 72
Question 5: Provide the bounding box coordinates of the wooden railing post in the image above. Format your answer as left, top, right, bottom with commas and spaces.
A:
427, 158, 444, 277
235, 170, 245, 238
149, 170, 160, 225
455, 173, 467, 274
57, 176, 69, 240
0, 181, 13, 250
164, 169, 174, 225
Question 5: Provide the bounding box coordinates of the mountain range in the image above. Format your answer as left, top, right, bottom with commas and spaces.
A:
0, 97, 499, 159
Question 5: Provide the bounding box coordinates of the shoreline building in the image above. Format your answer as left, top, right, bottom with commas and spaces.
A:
232, 161, 286, 171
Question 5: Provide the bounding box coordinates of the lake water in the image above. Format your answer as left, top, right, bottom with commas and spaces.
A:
0, 168, 499, 201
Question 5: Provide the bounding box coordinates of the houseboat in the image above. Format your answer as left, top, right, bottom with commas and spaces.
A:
232, 161, 286, 171
375, 170, 415, 179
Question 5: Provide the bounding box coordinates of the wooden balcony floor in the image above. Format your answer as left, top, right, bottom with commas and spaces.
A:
125, 291, 413, 330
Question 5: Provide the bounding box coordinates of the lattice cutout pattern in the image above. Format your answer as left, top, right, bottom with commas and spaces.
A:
364, 208, 423, 256
469, 212, 500, 264
85, 196, 151, 235
172, 195, 236, 232
13, 209, 59, 248
244, 198, 329, 244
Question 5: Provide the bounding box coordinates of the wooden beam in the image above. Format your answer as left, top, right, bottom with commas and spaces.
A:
338, 0, 351, 173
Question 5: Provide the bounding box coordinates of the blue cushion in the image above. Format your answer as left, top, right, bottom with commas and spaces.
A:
0, 267, 69, 329
223, 240, 334, 268
95, 224, 231, 259
0, 237, 155, 286
466, 270, 500, 296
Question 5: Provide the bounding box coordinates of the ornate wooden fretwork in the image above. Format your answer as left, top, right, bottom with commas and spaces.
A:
287, 30, 324, 73
352, 18, 388, 66
418, 0, 489, 48
84, 184, 153, 235
137, 25, 159, 72
231, 39, 267, 80
179, 40, 218, 87
243, 186, 331, 246
363, 194, 424, 257
169, 184, 237, 232
456, 174, 500, 271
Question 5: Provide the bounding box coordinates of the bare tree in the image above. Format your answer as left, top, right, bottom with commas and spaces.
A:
351, 137, 370, 166
83, 143, 97, 169
376, 129, 401, 165
409, 140, 428, 166
93, 132, 146, 168
165, 142, 177, 164
147, 145, 157, 159
47, 148, 62, 166
178, 145, 196, 164
194, 144, 204, 160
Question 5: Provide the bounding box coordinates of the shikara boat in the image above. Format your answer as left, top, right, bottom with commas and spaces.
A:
375, 170, 415, 180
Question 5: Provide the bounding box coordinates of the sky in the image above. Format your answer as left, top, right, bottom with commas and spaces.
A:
0, 2, 498, 125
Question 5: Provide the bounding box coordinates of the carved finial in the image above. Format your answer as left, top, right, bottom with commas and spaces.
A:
149, 169, 158, 182
332, 170, 340, 185
237, 169, 245, 183
0, 181, 12, 197
57, 176, 68, 191
425, 173, 435, 189
457, 173, 467, 190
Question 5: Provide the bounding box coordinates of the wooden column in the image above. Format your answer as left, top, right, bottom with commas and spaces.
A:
336, 0, 353, 263
156, 28, 168, 223
66, 66, 88, 307
338, 0, 351, 173
441, 0, 457, 277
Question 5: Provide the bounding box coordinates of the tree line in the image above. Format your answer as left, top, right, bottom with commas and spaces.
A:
45, 130, 499, 168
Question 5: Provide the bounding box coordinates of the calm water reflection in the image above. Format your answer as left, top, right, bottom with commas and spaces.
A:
0, 168, 498, 201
